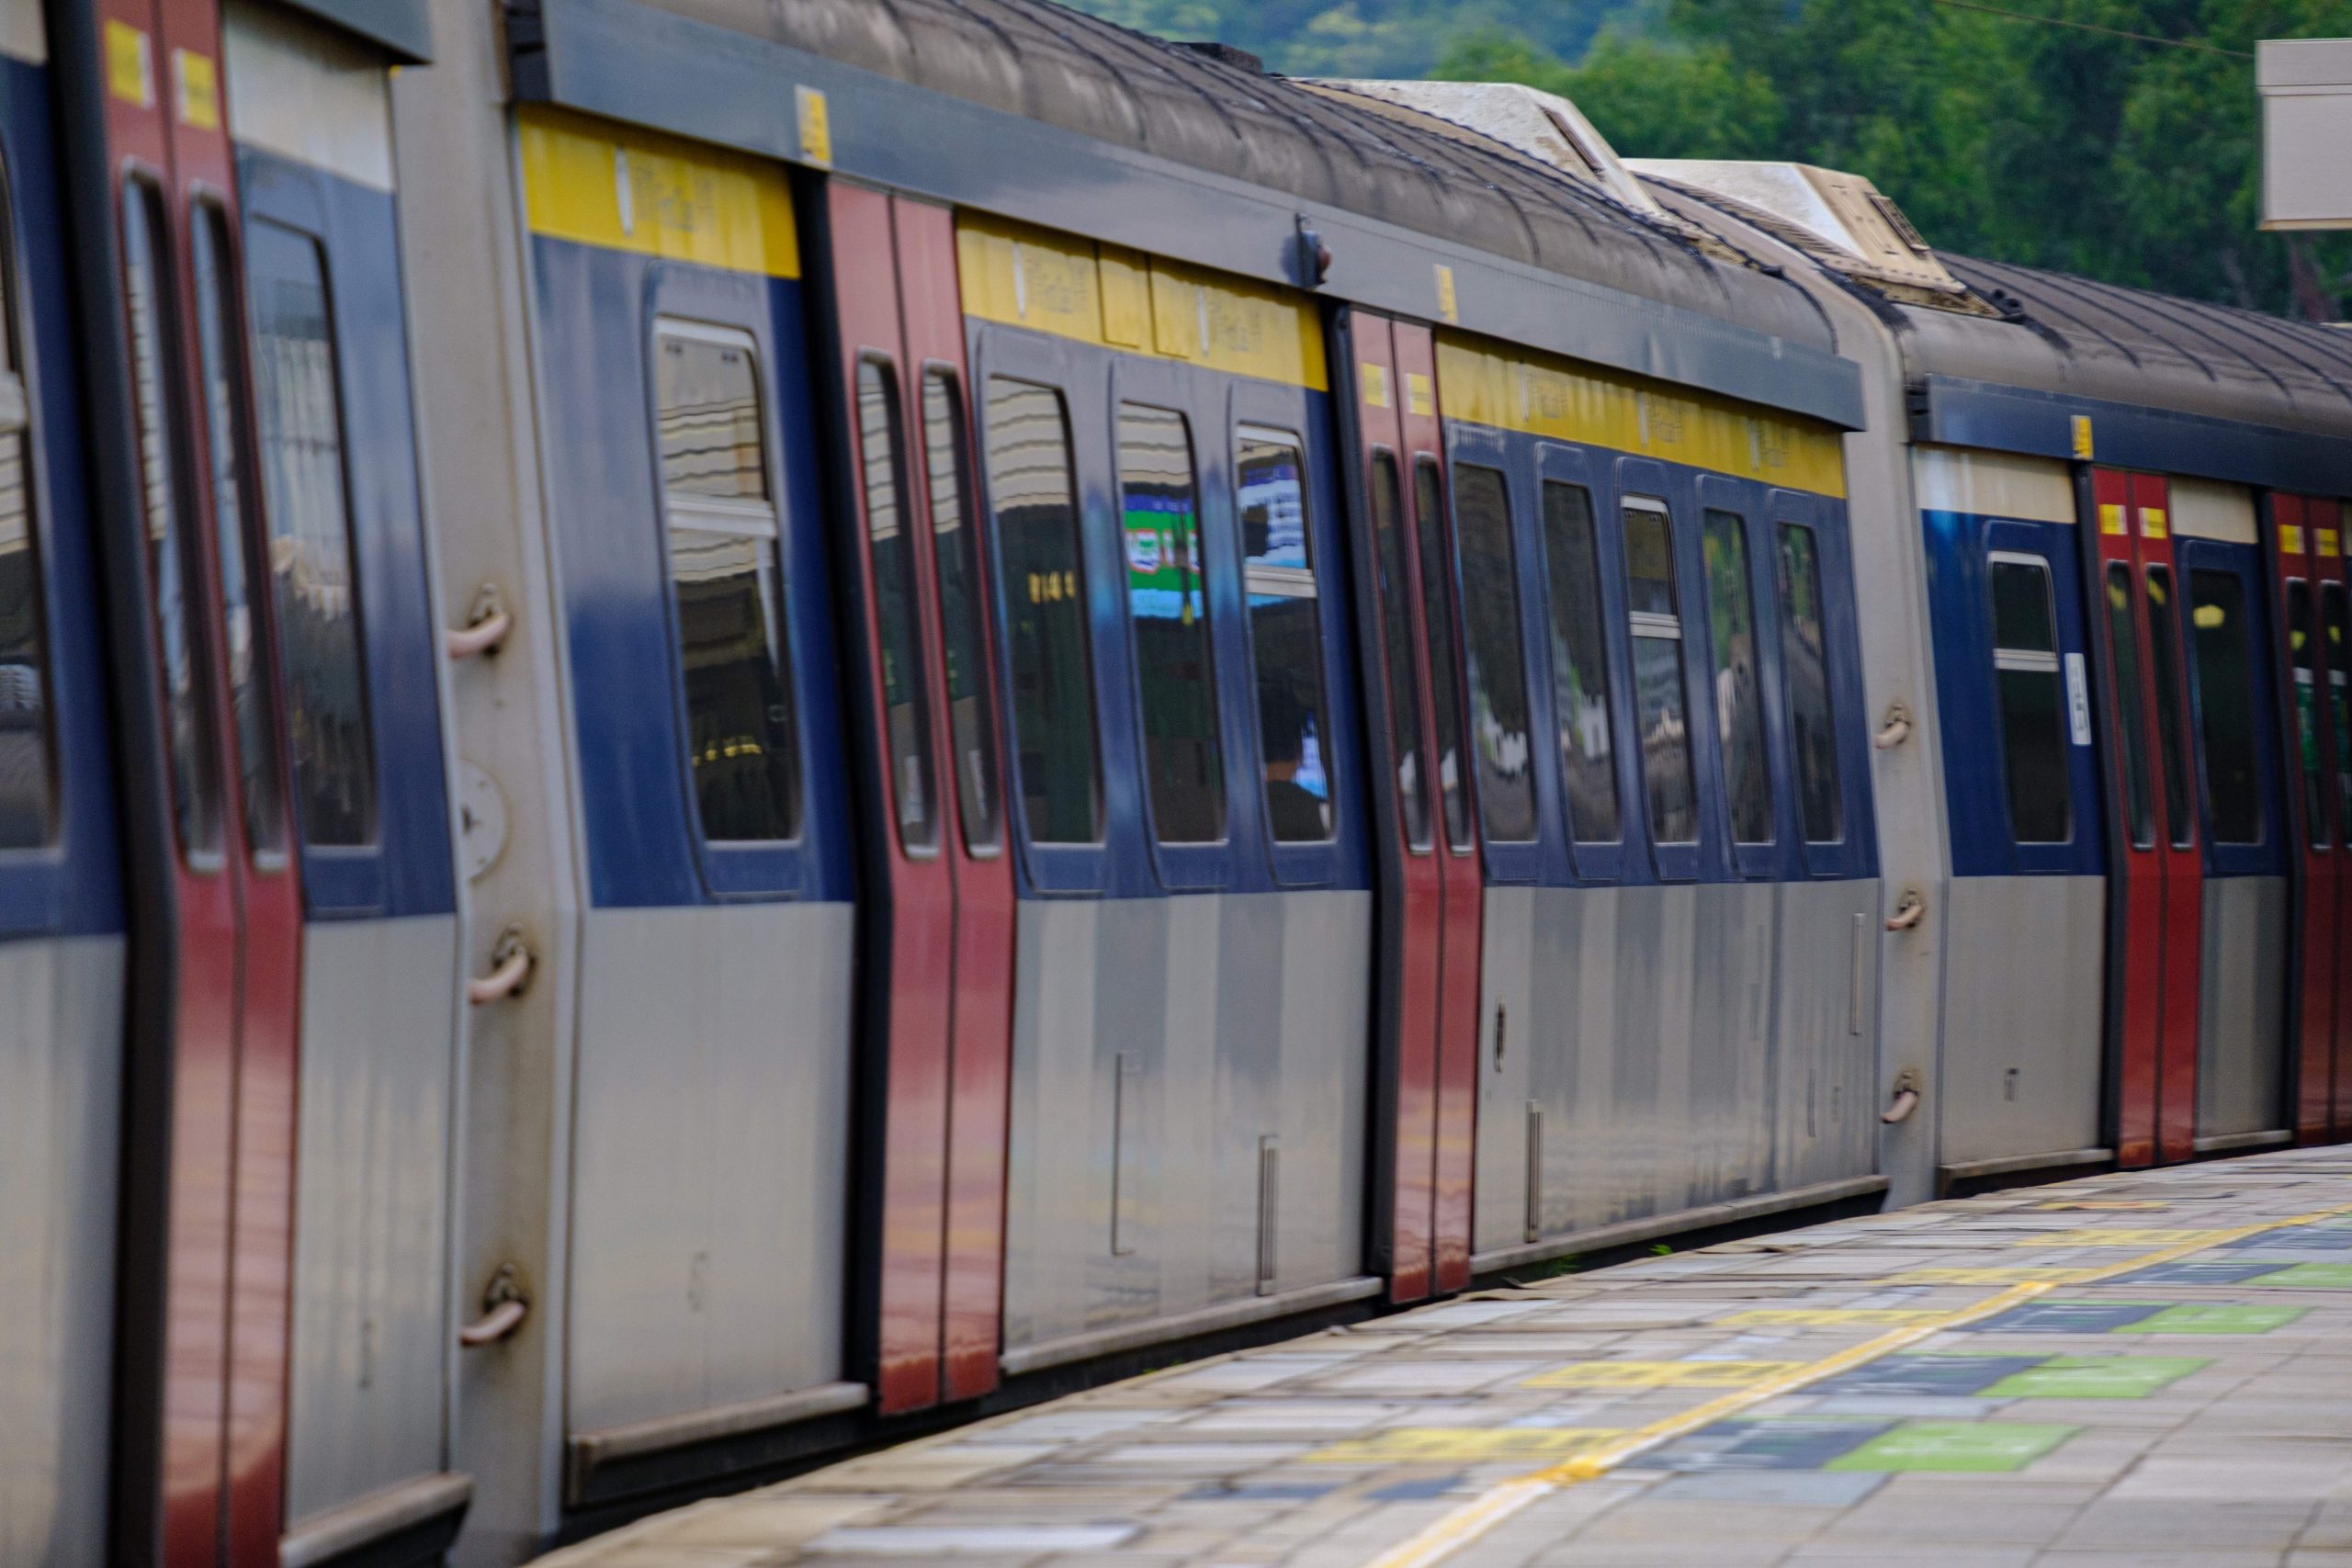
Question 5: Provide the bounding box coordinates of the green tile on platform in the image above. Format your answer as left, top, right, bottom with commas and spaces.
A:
1977, 1356, 2208, 1399
2135, 1303, 2310, 1334
1824, 1421, 2079, 1472
2254, 1263, 2352, 1289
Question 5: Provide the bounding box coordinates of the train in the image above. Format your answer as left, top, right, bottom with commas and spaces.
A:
5, 0, 2350, 1564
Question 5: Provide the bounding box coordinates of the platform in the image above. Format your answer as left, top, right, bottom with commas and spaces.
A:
534, 1147, 2352, 1567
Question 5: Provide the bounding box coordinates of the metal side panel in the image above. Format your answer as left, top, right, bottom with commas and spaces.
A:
566, 902, 854, 1435
0, 934, 122, 1568
1772, 878, 1881, 1191
1001, 892, 1369, 1358
2197, 875, 2289, 1141
1686, 882, 1778, 1213
285, 915, 462, 1527
1938, 875, 2107, 1166
1472, 884, 1537, 1256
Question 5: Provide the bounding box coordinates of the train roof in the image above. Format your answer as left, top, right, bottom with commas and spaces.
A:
514, 0, 1862, 425
1634, 160, 2352, 490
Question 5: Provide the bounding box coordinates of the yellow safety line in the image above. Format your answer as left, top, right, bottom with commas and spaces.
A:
1363, 1201, 2352, 1568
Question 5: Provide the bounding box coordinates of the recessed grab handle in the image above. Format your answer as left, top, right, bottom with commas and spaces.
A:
1884, 890, 1925, 932
1873, 702, 1913, 750
467, 927, 534, 1005
459, 1263, 530, 1348
446, 584, 512, 660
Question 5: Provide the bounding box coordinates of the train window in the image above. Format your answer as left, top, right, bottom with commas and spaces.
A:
1540, 482, 1620, 843
1119, 403, 1224, 843
2104, 563, 2154, 850
195, 207, 284, 859
1369, 452, 1430, 850
2287, 581, 2328, 847
2188, 569, 2263, 845
651, 320, 803, 842
1238, 427, 1333, 843
1776, 524, 1843, 843
1987, 554, 2071, 843
249, 220, 379, 849
922, 369, 1001, 853
2325, 584, 2352, 834
0, 170, 56, 849
125, 180, 220, 862
858, 359, 936, 852
2143, 566, 2194, 849
1453, 464, 1536, 841
1702, 510, 1771, 844
985, 377, 1101, 844
1623, 499, 1697, 843
1413, 458, 1472, 851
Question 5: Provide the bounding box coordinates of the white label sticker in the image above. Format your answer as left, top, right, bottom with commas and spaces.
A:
2065, 651, 2093, 746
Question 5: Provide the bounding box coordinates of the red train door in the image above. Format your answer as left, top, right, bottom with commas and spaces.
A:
68, 0, 304, 1562
1348, 310, 1478, 1302
2319, 502, 2352, 1141
2267, 495, 2341, 1143
824, 184, 1017, 1413
2087, 468, 2201, 1166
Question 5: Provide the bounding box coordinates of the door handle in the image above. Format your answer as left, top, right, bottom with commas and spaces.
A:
1883, 1069, 1922, 1125
1873, 702, 1912, 750
1884, 889, 1925, 931
458, 1263, 530, 1348
446, 583, 512, 660
467, 927, 534, 1005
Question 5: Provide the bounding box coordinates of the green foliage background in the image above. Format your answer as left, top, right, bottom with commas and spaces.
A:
1062, 0, 2352, 318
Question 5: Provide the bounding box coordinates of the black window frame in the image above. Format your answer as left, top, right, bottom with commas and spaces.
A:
1774, 519, 1845, 848
1537, 477, 1622, 850
1115, 398, 1227, 850
1986, 549, 2076, 848
2185, 563, 2265, 849
1621, 493, 1700, 856
919, 364, 1004, 858
1701, 506, 1774, 851
1235, 421, 1339, 853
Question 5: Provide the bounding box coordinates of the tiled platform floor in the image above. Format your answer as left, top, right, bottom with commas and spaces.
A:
533, 1147, 2352, 1567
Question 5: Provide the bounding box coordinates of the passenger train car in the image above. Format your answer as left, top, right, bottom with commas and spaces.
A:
0, 1, 2346, 1565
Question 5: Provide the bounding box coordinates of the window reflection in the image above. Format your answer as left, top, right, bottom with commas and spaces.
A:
1238, 428, 1333, 843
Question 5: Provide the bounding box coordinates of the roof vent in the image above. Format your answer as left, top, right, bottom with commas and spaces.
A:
1175, 40, 1265, 73
1625, 160, 1980, 303
1306, 78, 1669, 222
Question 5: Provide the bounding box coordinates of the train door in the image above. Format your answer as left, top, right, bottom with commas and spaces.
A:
1342, 309, 1478, 1302
2272, 494, 2348, 1142
2326, 502, 2352, 1139
56, 0, 306, 1561
0, 5, 132, 1564
218, 6, 467, 1562
2086, 468, 2201, 1166
820, 184, 1015, 1414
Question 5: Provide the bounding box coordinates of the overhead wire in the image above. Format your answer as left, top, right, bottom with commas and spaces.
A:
1924, 0, 2253, 58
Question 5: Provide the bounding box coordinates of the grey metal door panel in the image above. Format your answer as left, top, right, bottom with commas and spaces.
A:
1001, 892, 1369, 1355
1772, 879, 1880, 1191
1938, 875, 2106, 1164
565, 903, 853, 1434
0, 935, 122, 1568
1689, 883, 1777, 1211
285, 915, 462, 1526
2198, 876, 2288, 1139
1472, 884, 1536, 1254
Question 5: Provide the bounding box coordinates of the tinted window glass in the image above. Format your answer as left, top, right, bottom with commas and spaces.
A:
1988, 555, 2071, 843
196, 209, 282, 857
1413, 458, 1471, 850
126, 183, 218, 859
0, 177, 55, 849
2326, 583, 2352, 834
249, 220, 376, 848
2189, 569, 2262, 846
1238, 428, 1332, 843
922, 370, 1000, 852
1623, 502, 1696, 843
1702, 510, 1770, 843
1540, 482, 1619, 843
858, 360, 934, 850
2289, 580, 2327, 847
2143, 566, 2194, 848
654, 322, 801, 842
1776, 524, 1843, 843
985, 378, 1100, 843
1453, 464, 1535, 841
1119, 404, 1223, 843
2106, 563, 2154, 850
1370, 451, 1429, 849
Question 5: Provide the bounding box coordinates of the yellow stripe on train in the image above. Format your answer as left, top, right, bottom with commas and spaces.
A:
956, 215, 1327, 392
1435, 334, 1847, 499
517, 106, 800, 279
